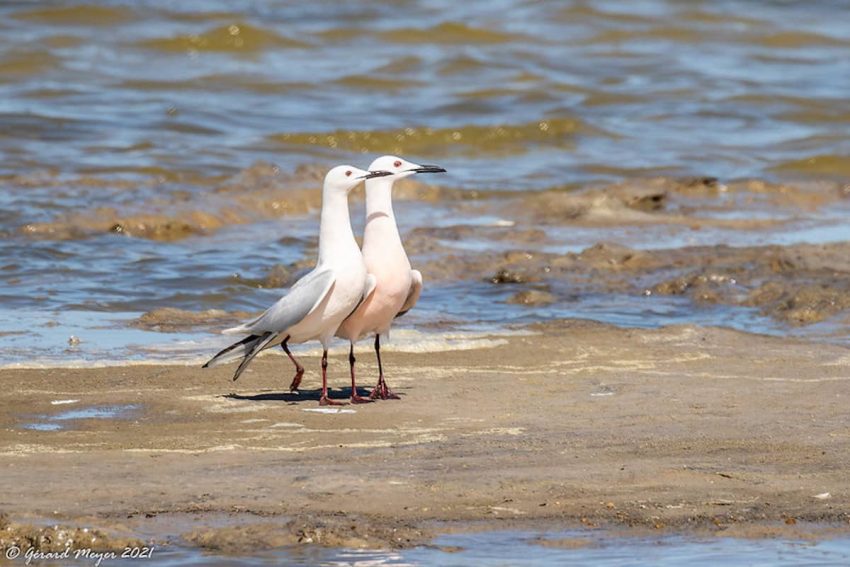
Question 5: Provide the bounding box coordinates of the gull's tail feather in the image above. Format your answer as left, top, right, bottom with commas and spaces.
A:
203, 334, 266, 369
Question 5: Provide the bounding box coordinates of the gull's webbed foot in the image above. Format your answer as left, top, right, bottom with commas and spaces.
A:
319, 395, 347, 406
370, 380, 401, 400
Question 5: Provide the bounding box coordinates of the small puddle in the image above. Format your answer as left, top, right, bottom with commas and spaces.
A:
20, 404, 141, 431
23, 422, 64, 432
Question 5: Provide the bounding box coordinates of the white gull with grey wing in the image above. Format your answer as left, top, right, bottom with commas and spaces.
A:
204, 165, 389, 405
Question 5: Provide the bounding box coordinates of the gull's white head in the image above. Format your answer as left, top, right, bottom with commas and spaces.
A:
324, 165, 392, 194
367, 155, 446, 181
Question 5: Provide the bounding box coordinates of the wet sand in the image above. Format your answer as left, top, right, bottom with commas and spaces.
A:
2, 319, 849, 552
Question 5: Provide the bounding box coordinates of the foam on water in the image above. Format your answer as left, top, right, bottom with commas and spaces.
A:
0, 311, 518, 369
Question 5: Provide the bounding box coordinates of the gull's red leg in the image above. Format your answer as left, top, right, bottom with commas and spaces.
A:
319, 348, 345, 406
369, 334, 401, 400
349, 343, 373, 404
281, 337, 304, 392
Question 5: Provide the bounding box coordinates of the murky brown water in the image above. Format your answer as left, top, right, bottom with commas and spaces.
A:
2, 1, 850, 363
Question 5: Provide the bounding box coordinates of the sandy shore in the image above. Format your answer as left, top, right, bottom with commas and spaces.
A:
1, 320, 849, 552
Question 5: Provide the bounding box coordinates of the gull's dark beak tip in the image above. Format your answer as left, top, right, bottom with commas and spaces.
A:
412, 164, 447, 174
361, 170, 394, 179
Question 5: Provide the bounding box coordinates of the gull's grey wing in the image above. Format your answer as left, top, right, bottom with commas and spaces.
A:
395, 270, 422, 319
225, 267, 335, 335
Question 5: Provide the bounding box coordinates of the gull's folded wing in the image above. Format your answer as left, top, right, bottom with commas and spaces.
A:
224, 267, 336, 335
344, 274, 377, 319
395, 269, 422, 319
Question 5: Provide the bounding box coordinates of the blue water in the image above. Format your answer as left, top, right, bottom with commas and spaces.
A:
1, 0, 849, 362
102, 531, 850, 566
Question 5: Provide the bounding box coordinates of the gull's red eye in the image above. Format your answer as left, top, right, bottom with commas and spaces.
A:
345, 170, 352, 177
393, 160, 402, 168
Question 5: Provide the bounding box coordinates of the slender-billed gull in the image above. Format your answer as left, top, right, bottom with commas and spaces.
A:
336, 155, 445, 400
203, 165, 392, 406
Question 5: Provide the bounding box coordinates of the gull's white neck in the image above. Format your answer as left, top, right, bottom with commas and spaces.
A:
365, 177, 397, 223
363, 176, 405, 254
318, 188, 357, 265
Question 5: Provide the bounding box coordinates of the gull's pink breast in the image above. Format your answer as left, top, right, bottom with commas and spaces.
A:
337, 235, 411, 340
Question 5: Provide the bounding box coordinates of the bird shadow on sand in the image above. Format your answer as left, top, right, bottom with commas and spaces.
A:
222, 387, 399, 404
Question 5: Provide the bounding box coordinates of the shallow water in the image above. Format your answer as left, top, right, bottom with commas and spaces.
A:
20, 403, 140, 431
3, 0, 850, 363
109, 531, 850, 566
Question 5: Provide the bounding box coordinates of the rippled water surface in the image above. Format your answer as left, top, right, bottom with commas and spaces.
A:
2, 1, 850, 363
116, 530, 850, 566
